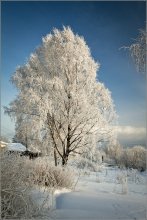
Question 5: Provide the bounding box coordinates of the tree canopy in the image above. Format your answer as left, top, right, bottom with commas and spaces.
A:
5, 27, 116, 165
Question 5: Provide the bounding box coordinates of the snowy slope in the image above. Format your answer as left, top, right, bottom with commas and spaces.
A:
50, 165, 147, 220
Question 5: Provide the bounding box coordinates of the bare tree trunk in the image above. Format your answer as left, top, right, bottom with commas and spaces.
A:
54, 148, 58, 166
25, 129, 28, 150
62, 154, 68, 166
62, 124, 71, 166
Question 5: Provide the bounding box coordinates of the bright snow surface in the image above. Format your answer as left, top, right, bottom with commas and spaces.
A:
29, 163, 147, 219
49, 165, 147, 220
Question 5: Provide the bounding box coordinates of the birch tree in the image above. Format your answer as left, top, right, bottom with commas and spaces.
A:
5, 27, 116, 165
123, 29, 146, 74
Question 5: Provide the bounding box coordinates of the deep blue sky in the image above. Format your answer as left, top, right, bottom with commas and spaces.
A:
1, 1, 146, 145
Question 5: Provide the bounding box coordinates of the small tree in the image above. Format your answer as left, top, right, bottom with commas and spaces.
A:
5, 27, 116, 166
106, 141, 123, 164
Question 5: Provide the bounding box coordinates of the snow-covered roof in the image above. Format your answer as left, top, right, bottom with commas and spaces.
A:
7, 143, 26, 152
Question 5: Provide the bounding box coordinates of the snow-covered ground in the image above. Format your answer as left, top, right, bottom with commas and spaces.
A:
49, 164, 147, 220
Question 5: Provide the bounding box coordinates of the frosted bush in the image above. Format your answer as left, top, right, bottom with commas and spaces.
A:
74, 157, 99, 172
121, 176, 128, 194
105, 143, 122, 164
26, 157, 75, 189
1, 152, 75, 219
1, 152, 36, 219
116, 171, 128, 194
117, 146, 146, 171
126, 168, 144, 183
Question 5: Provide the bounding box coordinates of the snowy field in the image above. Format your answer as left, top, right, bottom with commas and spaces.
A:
48, 164, 147, 220
2, 146, 146, 219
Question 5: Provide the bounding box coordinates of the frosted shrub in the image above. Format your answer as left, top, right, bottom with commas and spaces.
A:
126, 169, 142, 183
121, 176, 128, 194
116, 171, 128, 194
131, 146, 146, 171
1, 152, 36, 219
28, 158, 75, 189
1, 152, 75, 219
117, 150, 130, 169
118, 146, 146, 171
82, 149, 103, 164
75, 157, 99, 172
105, 143, 123, 164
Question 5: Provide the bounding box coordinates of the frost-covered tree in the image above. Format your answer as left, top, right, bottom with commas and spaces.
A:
5, 27, 116, 166
123, 29, 146, 74
105, 141, 123, 164
117, 145, 146, 171
5, 105, 42, 151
